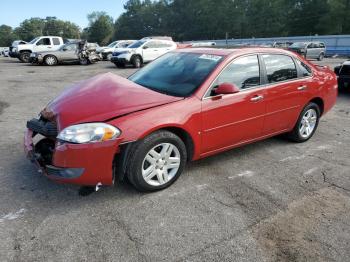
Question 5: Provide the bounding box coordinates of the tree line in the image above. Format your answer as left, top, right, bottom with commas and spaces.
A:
1, 0, 350, 47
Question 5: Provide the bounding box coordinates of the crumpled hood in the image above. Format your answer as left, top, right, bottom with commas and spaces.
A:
47, 73, 183, 129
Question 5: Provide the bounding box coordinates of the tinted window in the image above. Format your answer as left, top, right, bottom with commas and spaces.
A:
37, 38, 51, 45
52, 38, 60, 45
145, 41, 159, 48
262, 54, 297, 83
129, 52, 223, 97
296, 59, 312, 77
128, 40, 146, 48
214, 55, 260, 89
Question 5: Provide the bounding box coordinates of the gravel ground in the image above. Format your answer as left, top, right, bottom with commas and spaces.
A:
0, 57, 349, 262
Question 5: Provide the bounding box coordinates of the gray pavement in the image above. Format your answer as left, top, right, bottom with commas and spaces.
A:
0, 57, 349, 262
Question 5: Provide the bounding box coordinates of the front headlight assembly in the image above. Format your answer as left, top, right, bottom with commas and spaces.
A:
57, 123, 121, 144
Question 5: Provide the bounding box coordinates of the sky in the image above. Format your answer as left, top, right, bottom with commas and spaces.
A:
0, 0, 127, 29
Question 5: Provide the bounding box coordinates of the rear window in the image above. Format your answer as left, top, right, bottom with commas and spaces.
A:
52, 38, 61, 45
262, 54, 298, 83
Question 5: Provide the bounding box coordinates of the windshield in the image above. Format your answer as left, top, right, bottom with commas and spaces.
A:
29, 37, 40, 44
107, 41, 118, 47
129, 52, 223, 97
128, 40, 146, 48
290, 42, 306, 48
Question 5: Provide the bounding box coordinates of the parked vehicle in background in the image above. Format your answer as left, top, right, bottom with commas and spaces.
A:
191, 42, 217, 47
24, 47, 337, 191
2, 47, 9, 57
97, 40, 136, 60
273, 41, 293, 48
16, 36, 66, 63
334, 60, 350, 91
29, 40, 100, 66
110, 38, 177, 68
288, 42, 326, 61
9, 40, 27, 57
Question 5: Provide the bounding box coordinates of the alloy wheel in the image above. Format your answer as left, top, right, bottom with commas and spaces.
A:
45, 56, 56, 65
141, 143, 181, 186
299, 108, 317, 138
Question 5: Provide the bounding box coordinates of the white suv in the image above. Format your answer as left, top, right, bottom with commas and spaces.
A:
97, 40, 135, 60
110, 38, 177, 68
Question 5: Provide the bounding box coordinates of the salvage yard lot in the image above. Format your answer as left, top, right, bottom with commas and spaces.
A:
0, 57, 350, 261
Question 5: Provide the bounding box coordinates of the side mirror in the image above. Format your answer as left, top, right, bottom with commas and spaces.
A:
143, 46, 149, 49
215, 82, 240, 95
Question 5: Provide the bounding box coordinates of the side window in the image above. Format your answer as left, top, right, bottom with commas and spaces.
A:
214, 55, 260, 90
296, 59, 312, 77
52, 38, 60, 45
36, 38, 51, 45
145, 41, 158, 48
262, 54, 297, 83
66, 44, 77, 51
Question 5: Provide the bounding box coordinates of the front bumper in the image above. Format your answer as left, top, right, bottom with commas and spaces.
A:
29, 56, 43, 64
24, 119, 121, 186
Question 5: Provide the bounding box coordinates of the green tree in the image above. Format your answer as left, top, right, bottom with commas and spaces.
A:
0, 25, 16, 46
85, 11, 114, 45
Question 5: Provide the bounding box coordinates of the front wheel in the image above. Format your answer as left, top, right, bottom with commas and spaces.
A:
126, 131, 187, 192
19, 52, 31, 63
44, 55, 58, 66
132, 56, 142, 68
287, 102, 320, 143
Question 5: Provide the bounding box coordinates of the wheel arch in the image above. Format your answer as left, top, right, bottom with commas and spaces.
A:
113, 125, 195, 183
309, 97, 324, 116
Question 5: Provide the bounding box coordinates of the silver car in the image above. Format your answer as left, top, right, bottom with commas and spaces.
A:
29, 42, 101, 65
289, 42, 326, 61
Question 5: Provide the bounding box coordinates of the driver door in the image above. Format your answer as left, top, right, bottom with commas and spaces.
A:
34, 38, 52, 52
61, 44, 78, 61
201, 55, 266, 155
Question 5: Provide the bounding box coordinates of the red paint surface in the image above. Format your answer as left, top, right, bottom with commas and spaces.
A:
26, 48, 337, 186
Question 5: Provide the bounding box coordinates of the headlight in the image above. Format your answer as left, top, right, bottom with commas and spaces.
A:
57, 123, 121, 144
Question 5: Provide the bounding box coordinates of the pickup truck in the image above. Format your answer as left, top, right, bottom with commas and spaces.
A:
16, 36, 65, 62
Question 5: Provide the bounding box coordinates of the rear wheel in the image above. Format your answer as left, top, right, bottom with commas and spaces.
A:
126, 131, 187, 192
44, 55, 57, 66
79, 58, 89, 65
317, 53, 324, 61
19, 52, 31, 63
287, 102, 320, 142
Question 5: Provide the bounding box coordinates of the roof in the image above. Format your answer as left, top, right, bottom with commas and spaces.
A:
175, 47, 296, 57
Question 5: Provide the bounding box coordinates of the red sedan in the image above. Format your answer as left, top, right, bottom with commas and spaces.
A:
24, 48, 337, 191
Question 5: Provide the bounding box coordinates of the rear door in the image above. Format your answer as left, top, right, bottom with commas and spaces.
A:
201, 55, 266, 155
260, 54, 311, 135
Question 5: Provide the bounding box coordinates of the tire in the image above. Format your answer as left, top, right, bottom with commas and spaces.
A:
317, 53, 324, 61
126, 130, 187, 192
132, 56, 142, 68
19, 52, 31, 63
44, 55, 58, 66
106, 53, 113, 61
79, 58, 89, 65
287, 102, 320, 143
115, 62, 125, 68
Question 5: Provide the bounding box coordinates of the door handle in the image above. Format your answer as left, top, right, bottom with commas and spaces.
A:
250, 95, 264, 102
297, 85, 307, 91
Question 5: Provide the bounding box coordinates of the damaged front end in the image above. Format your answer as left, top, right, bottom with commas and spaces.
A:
24, 114, 84, 179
